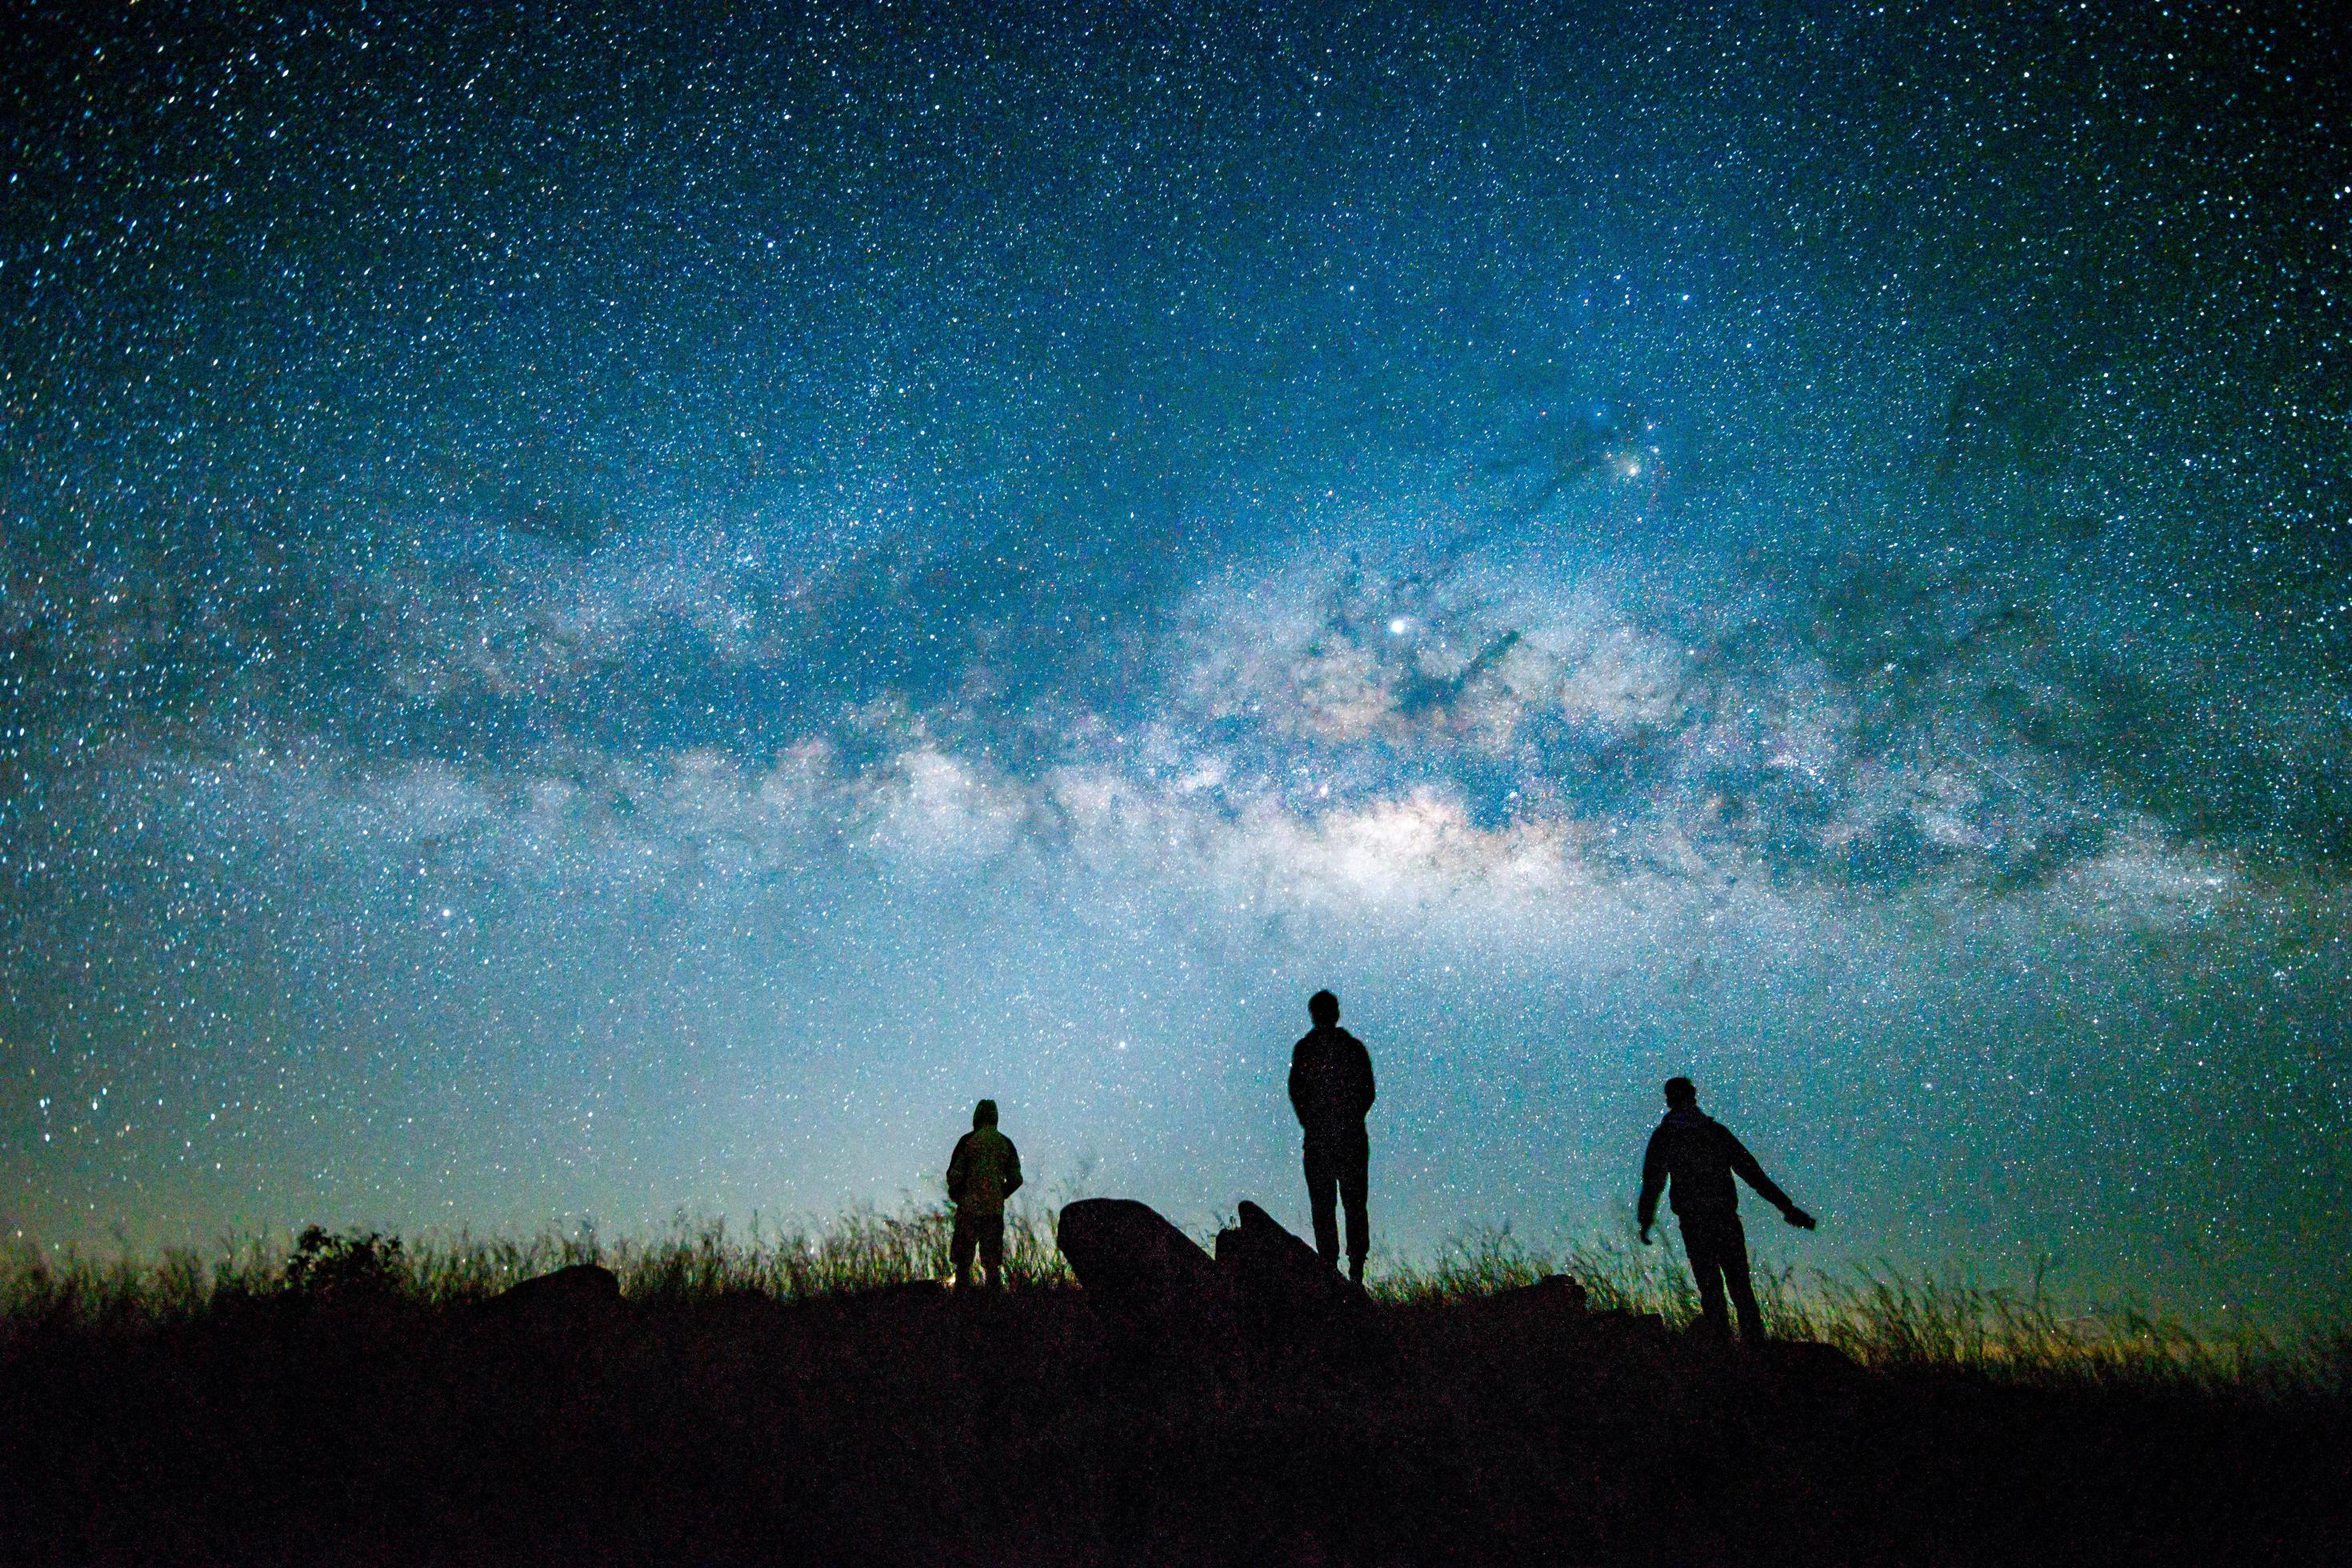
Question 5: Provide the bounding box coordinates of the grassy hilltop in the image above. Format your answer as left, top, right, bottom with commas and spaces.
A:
3, 1208, 2348, 1565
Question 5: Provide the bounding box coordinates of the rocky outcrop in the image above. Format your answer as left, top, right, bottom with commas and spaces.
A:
1058, 1197, 1385, 1362
486, 1262, 623, 1325
1213, 1202, 1326, 1292
1464, 1272, 1590, 1315
1055, 1198, 1232, 1321
1758, 1337, 1862, 1378
1056, 1198, 1243, 1378
1214, 1200, 1371, 1349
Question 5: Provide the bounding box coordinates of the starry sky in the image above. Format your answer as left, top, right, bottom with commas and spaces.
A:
3, 1, 2347, 1324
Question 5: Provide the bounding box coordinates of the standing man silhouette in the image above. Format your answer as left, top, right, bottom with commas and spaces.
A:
946, 1099, 1023, 1290
1289, 989, 1376, 1285
1637, 1076, 1815, 1344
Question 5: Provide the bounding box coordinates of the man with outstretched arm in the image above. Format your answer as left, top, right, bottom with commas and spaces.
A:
1289, 989, 1377, 1285
946, 1098, 1023, 1290
1637, 1076, 1816, 1344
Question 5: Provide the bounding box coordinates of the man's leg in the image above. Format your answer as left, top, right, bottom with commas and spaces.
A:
978, 1213, 1007, 1290
1303, 1138, 1340, 1270
1718, 1216, 1765, 1343
1679, 1218, 1732, 1341
1339, 1130, 1370, 1286
950, 1210, 979, 1289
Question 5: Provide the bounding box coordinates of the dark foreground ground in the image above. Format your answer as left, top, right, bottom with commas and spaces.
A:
4, 1283, 2347, 1566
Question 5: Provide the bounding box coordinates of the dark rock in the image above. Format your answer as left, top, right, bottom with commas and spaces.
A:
1438, 1274, 1593, 1368
1574, 1308, 1676, 1368
1469, 1272, 1590, 1314
486, 1262, 623, 1322
694, 1284, 790, 1324
1060, 1199, 1247, 1397
1758, 1338, 1862, 1378
1056, 1198, 1229, 1314
1214, 1200, 1371, 1347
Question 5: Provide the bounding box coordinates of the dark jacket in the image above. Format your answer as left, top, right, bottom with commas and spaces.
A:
1638, 1108, 1794, 1228
946, 1127, 1023, 1218
1289, 1026, 1375, 1137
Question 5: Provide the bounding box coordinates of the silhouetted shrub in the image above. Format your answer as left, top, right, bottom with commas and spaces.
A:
279, 1226, 405, 1301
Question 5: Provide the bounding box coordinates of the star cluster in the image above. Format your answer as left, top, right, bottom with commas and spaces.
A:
2, 2, 2347, 1322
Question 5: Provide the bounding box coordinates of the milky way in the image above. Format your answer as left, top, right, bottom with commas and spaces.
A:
4, 2, 2347, 1323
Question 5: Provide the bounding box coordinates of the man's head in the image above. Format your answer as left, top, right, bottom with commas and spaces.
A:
973, 1098, 999, 1129
1663, 1077, 1698, 1110
1307, 990, 1341, 1027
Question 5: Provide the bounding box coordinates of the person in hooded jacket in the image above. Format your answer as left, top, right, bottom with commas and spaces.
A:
946, 1099, 1023, 1290
1637, 1076, 1816, 1343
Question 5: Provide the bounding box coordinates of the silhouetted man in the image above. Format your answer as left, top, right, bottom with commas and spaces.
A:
1637, 1077, 1815, 1344
1289, 989, 1376, 1285
946, 1099, 1023, 1290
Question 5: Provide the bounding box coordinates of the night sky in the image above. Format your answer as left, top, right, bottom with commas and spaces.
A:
4, 2, 2347, 1326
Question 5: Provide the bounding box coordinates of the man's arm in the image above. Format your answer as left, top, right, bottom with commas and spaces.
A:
1350, 1033, 1375, 1118
1728, 1133, 1814, 1227
1002, 1138, 1023, 1199
946, 1134, 970, 1205
1287, 1041, 1310, 1127
1636, 1126, 1667, 1240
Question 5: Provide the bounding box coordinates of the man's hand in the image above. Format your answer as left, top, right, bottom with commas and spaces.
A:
1783, 1206, 1817, 1230
1638, 1223, 1653, 1246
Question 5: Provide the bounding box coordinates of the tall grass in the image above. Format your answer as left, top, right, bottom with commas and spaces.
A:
0, 1204, 1070, 1330
2, 1207, 2334, 1392
1799, 1266, 2299, 1392
1374, 1223, 2329, 1393
1375, 1223, 1810, 1329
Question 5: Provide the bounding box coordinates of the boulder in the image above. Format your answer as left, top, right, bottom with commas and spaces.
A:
1474, 1273, 1590, 1314
1056, 1198, 1230, 1317
1214, 1202, 1380, 1363
1058, 1199, 1247, 1387
486, 1262, 622, 1323
1214, 1200, 1370, 1345
1758, 1338, 1862, 1378
1446, 1272, 1591, 1359
1575, 1308, 1674, 1359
